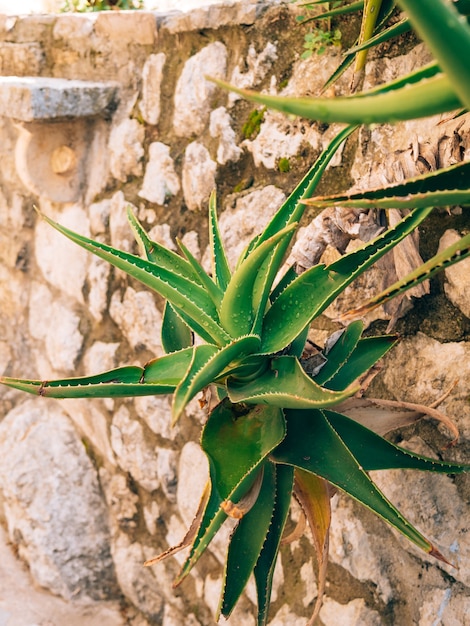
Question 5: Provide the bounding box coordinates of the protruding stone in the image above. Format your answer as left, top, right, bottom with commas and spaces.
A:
139, 53, 166, 126
108, 118, 144, 182
182, 141, 216, 211
439, 229, 470, 318
0, 77, 118, 122
0, 399, 116, 601
35, 203, 89, 304
209, 106, 243, 165
94, 12, 156, 45
139, 142, 180, 205
28, 282, 84, 375
319, 598, 382, 626
109, 286, 163, 356
173, 42, 227, 137
111, 405, 160, 493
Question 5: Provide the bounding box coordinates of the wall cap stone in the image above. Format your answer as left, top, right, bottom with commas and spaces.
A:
0, 76, 119, 122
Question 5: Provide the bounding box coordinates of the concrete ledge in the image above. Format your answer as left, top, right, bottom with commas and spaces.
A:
0, 76, 119, 122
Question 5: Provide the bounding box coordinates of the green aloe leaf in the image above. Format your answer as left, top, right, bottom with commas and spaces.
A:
306, 161, 470, 210
398, 0, 470, 109
209, 190, 232, 290
141, 347, 194, 384
260, 208, 433, 354
300, 0, 364, 24
354, 0, 382, 73
177, 237, 223, 307
0, 366, 176, 398
127, 208, 202, 285
247, 125, 358, 335
219, 461, 277, 619
172, 335, 261, 424
38, 212, 230, 346
313, 320, 364, 385
272, 409, 449, 560
254, 464, 294, 626
213, 70, 460, 124
227, 355, 356, 408
346, 16, 410, 55
324, 335, 398, 390
176, 400, 286, 582
342, 230, 470, 320
219, 224, 296, 337
161, 302, 193, 353
325, 410, 470, 472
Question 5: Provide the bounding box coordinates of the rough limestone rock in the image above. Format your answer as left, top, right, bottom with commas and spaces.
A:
439, 229, 470, 318
139, 141, 181, 205
0, 399, 116, 601
182, 141, 217, 211
35, 202, 89, 304
108, 118, 145, 182
139, 52, 166, 126
244, 109, 320, 170
209, 106, 243, 165
320, 598, 382, 626
28, 281, 83, 376
173, 41, 227, 137
109, 286, 163, 356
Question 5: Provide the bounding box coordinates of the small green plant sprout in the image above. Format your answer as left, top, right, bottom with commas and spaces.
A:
277, 156, 291, 172
241, 107, 266, 139
301, 26, 342, 58
2, 126, 470, 625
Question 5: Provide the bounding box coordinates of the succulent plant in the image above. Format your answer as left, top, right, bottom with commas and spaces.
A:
2, 124, 470, 624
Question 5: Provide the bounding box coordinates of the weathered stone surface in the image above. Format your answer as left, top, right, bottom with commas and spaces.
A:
87, 251, 111, 323
111, 533, 164, 621
182, 141, 217, 211
0, 42, 45, 76
329, 496, 392, 602
52, 14, 95, 40
0, 525, 125, 626
111, 405, 160, 492
160, 0, 259, 33
379, 333, 470, 439
244, 109, 320, 169
0, 76, 118, 122
28, 282, 83, 375
0, 399, 116, 601
94, 12, 156, 45
109, 286, 163, 356
35, 203, 89, 304
439, 229, 470, 318
173, 42, 227, 137
228, 41, 278, 105
109, 119, 145, 182
209, 106, 243, 164
319, 598, 382, 626
139, 141, 180, 204
139, 52, 166, 126
134, 394, 173, 440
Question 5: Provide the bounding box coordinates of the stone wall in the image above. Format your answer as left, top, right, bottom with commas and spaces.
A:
0, 3, 469, 625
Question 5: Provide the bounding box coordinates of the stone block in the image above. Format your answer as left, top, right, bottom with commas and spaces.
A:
0, 42, 45, 76
94, 12, 156, 45
0, 76, 119, 122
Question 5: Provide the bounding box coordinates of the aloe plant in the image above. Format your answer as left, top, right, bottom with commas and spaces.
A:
2, 126, 470, 624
